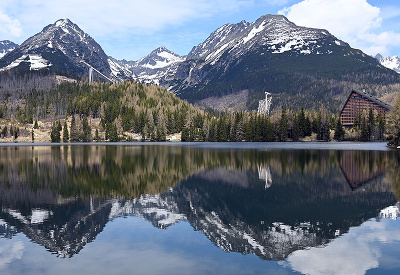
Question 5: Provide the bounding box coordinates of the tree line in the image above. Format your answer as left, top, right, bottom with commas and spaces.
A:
0, 78, 397, 143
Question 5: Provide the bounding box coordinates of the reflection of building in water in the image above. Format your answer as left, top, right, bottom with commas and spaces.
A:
379, 203, 400, 220
339, 151, 385, 190
258, 165, 272, 189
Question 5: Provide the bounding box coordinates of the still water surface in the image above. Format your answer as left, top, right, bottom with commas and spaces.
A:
0, 142, 399, 275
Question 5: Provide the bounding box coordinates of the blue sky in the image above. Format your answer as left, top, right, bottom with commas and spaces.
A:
1, 0, 400, 60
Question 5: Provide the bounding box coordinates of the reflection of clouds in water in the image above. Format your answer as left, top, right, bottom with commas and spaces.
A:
0, 219, 254, 275
0, 240, 24, 269
283, 217, 400, 275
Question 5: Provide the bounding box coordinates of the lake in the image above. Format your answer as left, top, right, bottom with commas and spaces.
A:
0, 142, 399, 275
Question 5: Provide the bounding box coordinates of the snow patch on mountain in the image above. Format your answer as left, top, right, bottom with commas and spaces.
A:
243, 21, 266, 43
0, 54, 52, 71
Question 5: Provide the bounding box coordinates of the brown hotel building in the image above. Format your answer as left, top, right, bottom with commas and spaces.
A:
340, 90, 392, 127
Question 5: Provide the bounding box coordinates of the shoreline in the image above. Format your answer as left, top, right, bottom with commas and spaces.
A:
0, 141, 395, 151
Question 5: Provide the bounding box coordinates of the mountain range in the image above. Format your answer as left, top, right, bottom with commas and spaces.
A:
1, 15, 400, 111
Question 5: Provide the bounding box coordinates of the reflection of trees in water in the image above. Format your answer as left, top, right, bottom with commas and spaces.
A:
0, 146, 399, 204
387, 153, 400, 201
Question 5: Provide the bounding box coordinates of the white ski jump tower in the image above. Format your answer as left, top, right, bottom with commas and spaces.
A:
258, 92, 272, 115
88, 67, 93, 84
80, 60, 113, 83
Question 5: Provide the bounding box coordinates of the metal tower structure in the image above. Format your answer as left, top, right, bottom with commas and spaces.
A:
80, 60, 113, 83
89, 67, 93, 84
257, 92, 272, 115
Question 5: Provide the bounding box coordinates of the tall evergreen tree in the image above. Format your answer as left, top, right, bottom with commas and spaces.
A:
63, 120, 69, 142
70, 115, 80, 142
82, 115, 92, 142
360, 116, 369, 142
50, 122, 61, 142
386, 91, 400, 147
106, 122, 119, 142
334, 118, 345, 141
278, 107, 288, 141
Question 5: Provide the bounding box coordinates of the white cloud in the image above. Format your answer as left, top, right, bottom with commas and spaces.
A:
0, 240, 24, 270
279, 0, 400, 57
2, 0, 252, 37
284, 218, 400, 275
0, 10, 22, 37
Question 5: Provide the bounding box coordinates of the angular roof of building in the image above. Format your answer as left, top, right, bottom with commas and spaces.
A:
340, 90, 392, 114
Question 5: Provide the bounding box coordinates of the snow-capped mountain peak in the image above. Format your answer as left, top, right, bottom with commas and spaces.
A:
113, 46, 184, 85
137, 46, 184, 69
186, 14, 348, 65
19, 18, 100, 59
375, 54, 400, 73
0, 40, 18, 59
0, 18, 131, 80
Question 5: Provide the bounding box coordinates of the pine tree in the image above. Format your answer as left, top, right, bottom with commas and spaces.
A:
70, 115, 80, 142
95, 128, 100, 142
1, 126, 7, 138
278, 107, 288, 141
107, 122, 119, 142
82, 115, 92, 142
334, 118, 345, 141
181, 127, 190, 142
386, 91, 400, 147
297, 108, 306, 138
63, 121, 69, 142
50, 122, 61, 142
360, 116, 369, 142
376, 113, 385, 141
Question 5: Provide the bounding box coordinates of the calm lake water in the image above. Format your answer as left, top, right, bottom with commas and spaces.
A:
0, 142, 399, 275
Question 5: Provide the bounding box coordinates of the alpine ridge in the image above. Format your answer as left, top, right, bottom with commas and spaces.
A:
115, 46, 185, 85
0, 19, 130, 81
0, 40, 18, 59
376, 54, 400, 73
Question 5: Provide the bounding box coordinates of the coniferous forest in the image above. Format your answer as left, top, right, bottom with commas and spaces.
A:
0, 79, 397, 144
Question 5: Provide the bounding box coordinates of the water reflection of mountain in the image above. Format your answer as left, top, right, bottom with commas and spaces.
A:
0, 145, 398, 260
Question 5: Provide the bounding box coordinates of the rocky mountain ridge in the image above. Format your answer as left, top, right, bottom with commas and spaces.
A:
0, 19, 130, 80
115, 46, 185, 85
0, 40, 18, 59
376, 53, 400, 73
